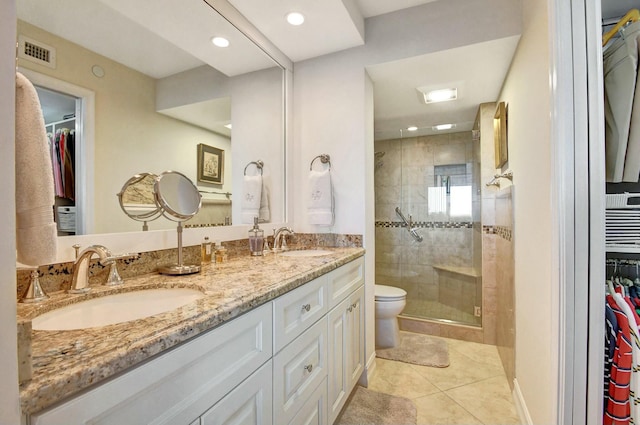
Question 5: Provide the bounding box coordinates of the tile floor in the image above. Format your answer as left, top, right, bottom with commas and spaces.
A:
364, 335, 520, 425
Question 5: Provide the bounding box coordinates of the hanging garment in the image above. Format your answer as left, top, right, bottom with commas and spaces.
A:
606, 302, 620, 409
604, 21, 640, 182
605, 294, 633, 425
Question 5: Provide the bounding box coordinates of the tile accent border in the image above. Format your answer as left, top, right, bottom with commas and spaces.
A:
376, 220, 473, 229
483, 225, 512, 241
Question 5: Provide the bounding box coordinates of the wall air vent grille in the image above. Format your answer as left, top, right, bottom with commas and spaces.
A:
18, 35, 56, 69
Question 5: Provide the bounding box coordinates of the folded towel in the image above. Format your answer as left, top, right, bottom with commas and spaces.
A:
15, 72, 58, 266
308, 169, 334, 226
241, 175, 262, 224
259, 181, 270, 223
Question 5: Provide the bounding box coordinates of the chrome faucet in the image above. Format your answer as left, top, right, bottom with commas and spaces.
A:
69, 245, 114, 294
273, 227, 294, 251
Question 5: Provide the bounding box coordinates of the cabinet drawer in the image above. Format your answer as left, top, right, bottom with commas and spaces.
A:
273, 317, 327, 425
327, 257, 364, 310
31, 304, 273, 425
200, 360, 272, 425
288, 378, 327, 425
273, 275, 328, 352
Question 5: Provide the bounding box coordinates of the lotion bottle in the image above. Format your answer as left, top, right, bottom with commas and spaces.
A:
248, 217, 264, 256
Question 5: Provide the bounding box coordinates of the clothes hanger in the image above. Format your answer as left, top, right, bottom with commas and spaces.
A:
603, 9, 640, 46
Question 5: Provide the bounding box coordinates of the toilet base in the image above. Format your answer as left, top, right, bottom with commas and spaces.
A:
375, 317, 401, 348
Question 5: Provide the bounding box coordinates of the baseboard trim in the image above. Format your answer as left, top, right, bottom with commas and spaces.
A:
358, 352, 377, 387
513, 378, 533, 425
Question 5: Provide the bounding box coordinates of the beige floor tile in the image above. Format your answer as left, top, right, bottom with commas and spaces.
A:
445, 337, 504, 369
368, 358, 441, 399
410, 347, 505, 391
445, 376, 520, 425
414, 392, 484, 425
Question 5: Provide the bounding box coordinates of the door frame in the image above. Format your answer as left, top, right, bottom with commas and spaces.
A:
18, 68, 95, 235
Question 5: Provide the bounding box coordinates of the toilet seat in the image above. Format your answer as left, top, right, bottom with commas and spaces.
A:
375, 284, 406, 301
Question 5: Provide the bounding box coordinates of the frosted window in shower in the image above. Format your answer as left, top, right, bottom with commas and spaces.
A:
450, 186, 472, 217
428, 187, 447, 214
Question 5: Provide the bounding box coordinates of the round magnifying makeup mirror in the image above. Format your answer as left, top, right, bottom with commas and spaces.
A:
154, 171, 202, 275
117, 172, 163, 230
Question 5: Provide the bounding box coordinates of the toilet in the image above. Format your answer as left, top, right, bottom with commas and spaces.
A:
374, 284, 407, 348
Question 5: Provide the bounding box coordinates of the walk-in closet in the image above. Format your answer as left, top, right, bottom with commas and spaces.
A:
602, 3, 640, 424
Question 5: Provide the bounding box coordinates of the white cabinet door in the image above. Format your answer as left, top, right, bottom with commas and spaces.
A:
200, 360, 272, 425
346, 286, 365, 390
288, 378, 327, 425
273, 317, 327, 425
327, 285, 365, 424
31, 304, 273, 425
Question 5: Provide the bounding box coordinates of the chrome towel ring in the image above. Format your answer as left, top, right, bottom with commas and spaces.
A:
310, 154, 331, 171
244, 160, 264, 176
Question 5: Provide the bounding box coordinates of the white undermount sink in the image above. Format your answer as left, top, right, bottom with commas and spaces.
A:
278, 249, 333, 257
32, 288, 204, 331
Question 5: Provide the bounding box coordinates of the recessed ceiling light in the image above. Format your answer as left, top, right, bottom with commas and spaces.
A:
422, 88, 457, 103
286, 12, 305, 26
211, 37, 230, 48
432, 123, 456, 131
407, 126, 418, 131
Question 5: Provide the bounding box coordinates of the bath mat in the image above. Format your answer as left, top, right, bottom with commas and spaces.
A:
335, 386, 417, 425
376, 331, 449, 367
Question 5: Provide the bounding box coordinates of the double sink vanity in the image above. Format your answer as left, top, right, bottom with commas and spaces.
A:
18, 246, 365, 425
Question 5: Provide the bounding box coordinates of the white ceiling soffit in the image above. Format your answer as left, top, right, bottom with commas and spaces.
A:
228, 0, 367, 62
160, 98, 232, 137
354, 0, 439, 18
367, 36, 520, 141
17, 0, 275, 79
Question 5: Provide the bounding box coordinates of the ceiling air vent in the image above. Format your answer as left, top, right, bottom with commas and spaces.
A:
18, 35, 56, 69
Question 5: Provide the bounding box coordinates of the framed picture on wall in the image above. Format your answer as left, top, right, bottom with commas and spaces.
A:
494, 101, 508, 169
197, 143, 224, 184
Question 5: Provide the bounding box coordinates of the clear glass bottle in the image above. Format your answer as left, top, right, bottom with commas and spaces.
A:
201, 236, 212, 263
249, 217, 264, 256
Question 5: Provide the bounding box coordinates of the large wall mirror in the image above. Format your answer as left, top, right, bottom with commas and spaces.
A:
16, 0, 286, 237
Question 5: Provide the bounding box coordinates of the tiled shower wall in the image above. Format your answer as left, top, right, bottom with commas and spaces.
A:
374, 131, 482, 327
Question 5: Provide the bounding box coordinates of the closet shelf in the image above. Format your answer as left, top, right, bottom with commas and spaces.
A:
606, 244, 640, 254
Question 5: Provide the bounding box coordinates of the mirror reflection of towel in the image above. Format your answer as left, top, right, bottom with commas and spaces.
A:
15, 72, 58, 266
308, 169, 334, 226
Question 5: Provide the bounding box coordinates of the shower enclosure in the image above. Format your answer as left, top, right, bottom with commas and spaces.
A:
374, 132, 482, 326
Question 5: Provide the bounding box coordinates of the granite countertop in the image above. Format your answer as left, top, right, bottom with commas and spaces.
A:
18, 247, 365, 415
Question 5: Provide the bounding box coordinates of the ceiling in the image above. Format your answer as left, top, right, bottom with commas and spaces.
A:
17, 0, 519, 141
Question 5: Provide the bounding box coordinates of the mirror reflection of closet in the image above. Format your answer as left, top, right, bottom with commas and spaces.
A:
36, 86, 80, 236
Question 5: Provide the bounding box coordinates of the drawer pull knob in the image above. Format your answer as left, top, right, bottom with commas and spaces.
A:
347, 306, 352, 312
352, 303, 357, 309
302, 304, 311, 312
304, 364, 313, 373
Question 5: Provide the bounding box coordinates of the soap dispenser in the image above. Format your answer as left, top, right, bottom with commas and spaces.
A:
248, 217, 264, 256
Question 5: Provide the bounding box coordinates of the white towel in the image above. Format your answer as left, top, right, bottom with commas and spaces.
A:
241, 175, 262, 224
15, 72, 58, 266
308, 169, 334, 226
259, 182, 270, 223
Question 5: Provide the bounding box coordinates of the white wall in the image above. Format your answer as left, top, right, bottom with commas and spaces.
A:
497, 0, 557, 422
1, 0, 21, 422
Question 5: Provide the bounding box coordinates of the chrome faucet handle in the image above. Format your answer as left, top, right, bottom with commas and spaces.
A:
72, 244, 81, 259
102, 253, 139, 286
20, 269, 49, 303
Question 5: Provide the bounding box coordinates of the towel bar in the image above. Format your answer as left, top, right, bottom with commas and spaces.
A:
310, 154, 331, 170
244, 160, 264, 176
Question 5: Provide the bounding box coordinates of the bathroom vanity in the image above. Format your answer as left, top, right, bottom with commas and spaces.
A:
18, 248, 365, 425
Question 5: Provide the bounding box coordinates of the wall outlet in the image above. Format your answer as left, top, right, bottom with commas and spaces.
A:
474, 306, 482, 317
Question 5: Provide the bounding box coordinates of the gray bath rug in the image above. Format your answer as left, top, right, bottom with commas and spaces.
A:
376, 331, 450, 367
335, 386, 417, 425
